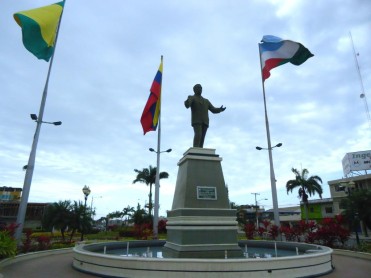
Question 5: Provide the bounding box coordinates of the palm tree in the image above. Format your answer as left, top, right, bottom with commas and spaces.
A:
42, 200, 72, 241
133, 165, 169, 217
42, 200, 93, 242
69, 200, 93, 242
122, 205, 135, 225
286, 168, 323, 223
132, 203, 148, 225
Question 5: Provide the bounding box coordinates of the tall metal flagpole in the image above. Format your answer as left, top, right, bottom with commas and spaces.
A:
14, 1, 67, 243
258, 44, 280, 229
153, 55, 163, 239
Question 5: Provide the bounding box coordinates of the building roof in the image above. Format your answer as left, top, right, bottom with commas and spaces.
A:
300, 198, 333, 205
265, 206, 300, 213
0, 186, 22, 192
328, 174, 371, 185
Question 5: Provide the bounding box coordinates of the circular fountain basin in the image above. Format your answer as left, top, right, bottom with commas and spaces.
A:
73, 240, 333, 278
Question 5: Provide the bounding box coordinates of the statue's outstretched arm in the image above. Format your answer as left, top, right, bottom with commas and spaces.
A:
185, 95, 193, 108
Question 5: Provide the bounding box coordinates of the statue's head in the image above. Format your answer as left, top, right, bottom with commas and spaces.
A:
193, 84, 202, 96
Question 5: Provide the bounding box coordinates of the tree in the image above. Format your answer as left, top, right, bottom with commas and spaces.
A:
107, 210, 124, 219
42, 200, 72, 241
286, 168, 323, 223
132, 203, 149, 225
69, 201, 93, 242
340, 189, 371, 235
106, 210, 124, 230
122, 205, 135, 225
42, 200, 92, 242
133, 165, 169, 217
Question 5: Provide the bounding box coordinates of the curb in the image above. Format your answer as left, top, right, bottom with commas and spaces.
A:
333, 249, 371, 260
0, 248, 73, 268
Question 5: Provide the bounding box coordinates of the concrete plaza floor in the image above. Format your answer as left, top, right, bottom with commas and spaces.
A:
0, 249, 370, 278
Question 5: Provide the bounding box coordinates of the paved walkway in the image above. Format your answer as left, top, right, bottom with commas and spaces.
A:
0, 249, 370, 278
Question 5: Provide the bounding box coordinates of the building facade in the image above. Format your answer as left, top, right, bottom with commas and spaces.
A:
300, 198, 334, 221
0, 186, 49, 230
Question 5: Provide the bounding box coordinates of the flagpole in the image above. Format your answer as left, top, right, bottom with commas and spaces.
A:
15, 0, 67, 244
258, 43, 280, 230
153, 55, 163, 239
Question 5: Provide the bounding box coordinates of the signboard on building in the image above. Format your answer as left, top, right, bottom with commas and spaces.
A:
0, 187, 22, 201
342, 150, 371, 176
197, 186, 217, 200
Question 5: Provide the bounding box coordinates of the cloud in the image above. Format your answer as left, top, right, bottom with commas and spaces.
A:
0, 0, 370, 219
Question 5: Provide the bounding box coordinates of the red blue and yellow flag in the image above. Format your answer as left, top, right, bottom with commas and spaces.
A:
141, 59, 163, 135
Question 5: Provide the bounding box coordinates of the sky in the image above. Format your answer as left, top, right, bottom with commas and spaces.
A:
0, 0, 370, 220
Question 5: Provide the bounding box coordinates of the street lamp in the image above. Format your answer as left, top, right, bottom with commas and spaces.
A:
149, 147, 172, 239
22, 115, 62, 171
255, 142, 282, 231
30, 114, 62, 126
256, 143, 282, 150
81, 185, 91, 241
149, 148, 172, 153
252, 193, 268, 227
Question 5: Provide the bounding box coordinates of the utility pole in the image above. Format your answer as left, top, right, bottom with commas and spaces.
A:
251, 193, 260, 227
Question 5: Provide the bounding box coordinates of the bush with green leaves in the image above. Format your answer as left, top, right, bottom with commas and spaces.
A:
0, 230, 17, 259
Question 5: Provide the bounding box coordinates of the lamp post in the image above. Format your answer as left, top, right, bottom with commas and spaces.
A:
14, 114, 62, 243
90, 196, 102, 220
252, 194, 268, 228
81, 185, 91, 241
149, 147, 171, 239
255, 143, 282, 229
341, 180, 360, 246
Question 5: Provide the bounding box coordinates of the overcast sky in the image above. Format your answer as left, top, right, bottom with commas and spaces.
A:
1, 0, 370, 219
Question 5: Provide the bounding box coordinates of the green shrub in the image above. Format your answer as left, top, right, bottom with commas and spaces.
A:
51, 241, 75, 249
0, 231, 17, 259
85, 231, 119, 240
358, 241, 371, 253
118, 227, 135, 237
31, 231, 75, 241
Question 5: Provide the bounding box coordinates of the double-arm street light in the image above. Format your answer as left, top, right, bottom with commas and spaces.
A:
30, 114, 62, 126
149, 147, 172, 239
81, 185, 91, 241
256, 143, 282, 151
149, 148, 172, 154
255, 142, 282, 230
14, 113, 62, 243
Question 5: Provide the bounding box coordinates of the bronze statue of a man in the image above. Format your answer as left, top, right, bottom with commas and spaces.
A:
184, 84, 226, 148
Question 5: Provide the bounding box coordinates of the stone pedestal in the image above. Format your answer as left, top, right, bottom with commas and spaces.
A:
163, 148, 242, 258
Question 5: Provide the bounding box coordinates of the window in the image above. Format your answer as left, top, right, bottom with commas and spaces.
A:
335, 185, 345, 192
325, 207, 333, 214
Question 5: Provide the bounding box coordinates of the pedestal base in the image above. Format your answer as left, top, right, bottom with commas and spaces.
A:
164, 148, 242, 258
164, 208, 242, 258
